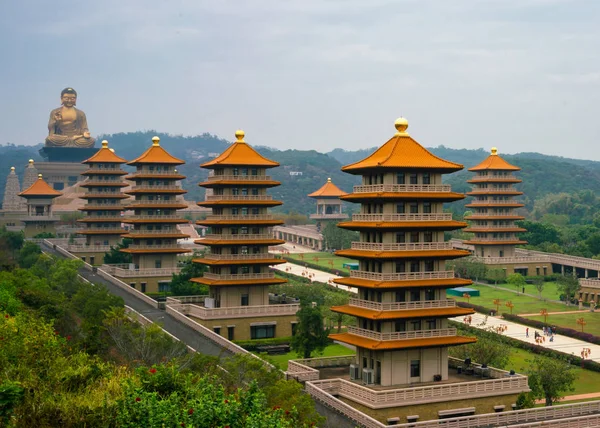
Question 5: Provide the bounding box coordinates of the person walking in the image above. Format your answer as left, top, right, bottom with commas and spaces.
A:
526, 327, 529, 338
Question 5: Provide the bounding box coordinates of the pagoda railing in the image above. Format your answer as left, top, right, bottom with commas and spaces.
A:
466, 200, 523, 205
206, 175, 272, 182
350, 270, 455, 281
127, 229, 181, 235
348, 298, 456, 311
128, 170, 180, 176
203, 234, 274, 240
127, 201, 182, 207
352, 184, 451, 193
101, 265, 181, 277
347, 326, 457, 341
127, 215, 183, 220
205, 214, 275, 221
205, 195, 273, 201
127, 244, 185, 250
185, 303, 300, 319
130, 185, 182, 191
351, 213, 452, 222
203, 253, 273, 261
350, 242, 452, 251
203, 272, 275, 281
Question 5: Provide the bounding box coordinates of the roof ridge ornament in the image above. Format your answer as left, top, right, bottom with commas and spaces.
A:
394, 117, 409, 137
235, 129, 246, 143
491, 147, 498, 156
152, 136, 160, 147
102, 140, 109, 148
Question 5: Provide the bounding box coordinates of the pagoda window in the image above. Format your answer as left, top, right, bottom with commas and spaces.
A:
231, 208, 239, 215
241, 227, 249, 234
410, 290, 421, 302
149, 166, 155, 172
253, 265, 261, 273
232, 188, 239, 196
425, 288, 435, 300
241, 168, 248, 176
252, 207, 259, 215
396, 232, 406, 243
395, 320, 406, 332
231, 247, 238, 255
499, 250, 504, 257
241, 246, 249, 254
155, 260, 162, 269
231, 266, 238, 274
395, 262, 406, 273
241, 266, 250, 274
411, 319, 422, 330
410, 261, 420, 273
251, 227, 260, 234
395, 291, 406, 302
214, 189, 223, 196
410, 360, 420, 378
422, 173, 431, 185
214, 208, 223, 215
241, 188, 248, 196
241, 207, 248, 215
241, 294, 249, 306
410, 232, 419, 243
231, 227, 238, 235
424, 260, 434, 271
251, 188, 259, 196
233, 168, 239, 176
396, 203, 405, 214
409, 174, 418, 185
426, 319, 437, 330
423, 202, 432, 214
251, 168, 258, 176
252, 246, 260, 254
424, 231, 433, 242
396, 173, 405, 184
409, 203, 418, 214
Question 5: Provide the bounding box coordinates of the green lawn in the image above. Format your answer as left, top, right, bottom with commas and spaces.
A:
256, 343, 355, 371
508, 348, 600, 396
525, 312, 600, 337
449, 283, 577, 315
286, 252, 355, 272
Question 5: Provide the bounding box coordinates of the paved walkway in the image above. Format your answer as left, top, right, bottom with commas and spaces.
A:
273, 262, 358, 294
452, 313, 600, 362
536, 391, 600, 404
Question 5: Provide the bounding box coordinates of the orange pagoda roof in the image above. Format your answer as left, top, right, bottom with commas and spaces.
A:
308, 178, 348, 198
329, 332, 476, 350
201, 130, 279, 168
342, 118, 463, 174
83, 140, 127, 164
468, 148, 520, 171
19, 175, 62, 198
128, 137, 184, 165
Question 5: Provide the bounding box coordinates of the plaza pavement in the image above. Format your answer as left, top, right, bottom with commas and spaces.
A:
272, 262, 358, 294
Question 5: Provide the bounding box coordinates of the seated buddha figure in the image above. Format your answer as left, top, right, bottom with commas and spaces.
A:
45, 87, 95, 148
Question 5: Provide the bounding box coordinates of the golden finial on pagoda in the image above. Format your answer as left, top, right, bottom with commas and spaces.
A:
491, 147, 498, 156
152, 136, 160, 146
235, 129, 246, 143
327, 177, 332, 182
394, 117, 409, 136
102, 140, 109, 148
38, 174, 43, 179
109, 148, 115, 153
10, 166, 15, 171
29, 159, 34, 164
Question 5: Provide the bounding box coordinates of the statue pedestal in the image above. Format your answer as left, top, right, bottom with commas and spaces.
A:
39, 146, 97, 163
37, 146, 99, 191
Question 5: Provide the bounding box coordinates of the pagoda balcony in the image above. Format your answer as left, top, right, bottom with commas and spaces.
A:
350, 242, 452, 251
127, 214, 183, 220
347, 326, 457, 341
309, 213, 348, 220
471, 256, 550, 264
80, 227, 125, 233
348, 298, 456, 311
82, 179, 125, 186
127, 229, 181, 235
203, 272, 275, 281
101, 265, 181, 277
181, 302, 300, 320
128, 170, 180, 177
352, 213, 452, 222
129, 185, 182, 191
205, 214, 274, 221
203, 233, 274, 241
127, 200, 183, 207
204, 253, 273, 261
83, 168, 126, 174
468, 174, 519, 182
466, 200, 523, 205
127, 244, 185, 250
82, 203, 125, 210
466, 224, 520, 229
67, 244, 111, 252
206, 175, 272, 182
580, 278, 600, 289
467, 237, 520, 242
79, 216, 123, 222
353, 184, 451, 193
82, 192, 125, 198
205, 195, 273, 202
349, 270, 455, 281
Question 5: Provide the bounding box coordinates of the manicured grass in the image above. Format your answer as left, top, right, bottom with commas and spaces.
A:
507, 348, 600, 396
525, 312, 600, 337
257, 343, 355, 371
449, 283, 578, 315
286, 252, 355, 272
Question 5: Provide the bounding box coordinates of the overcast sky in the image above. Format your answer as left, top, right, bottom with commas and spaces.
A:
1, 0, 599, 158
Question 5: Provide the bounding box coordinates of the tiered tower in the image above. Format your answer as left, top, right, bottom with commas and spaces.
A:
23, 160, 39, 195
192, 130, 298, 341
116, 136, 191, 293
18, 174, 62, 238
72, 140, 129, 264
2, 167, 23, 212
308, 177, 348, 233
464, 148, 526, 258
330, 118, 476, 387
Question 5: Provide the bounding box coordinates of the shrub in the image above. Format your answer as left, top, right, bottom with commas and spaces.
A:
457, 301, 496, 315
233, 337, 293, 351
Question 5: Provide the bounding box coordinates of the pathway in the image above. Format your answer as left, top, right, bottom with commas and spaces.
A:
536, 392, 600, 404
452, 313, 600, 362
273, 262, 358, 294
519, 310, 590, 317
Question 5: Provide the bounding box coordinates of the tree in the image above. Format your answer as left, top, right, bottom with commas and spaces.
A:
323, 290, 350, 333
451, 332, 511, 369
290, 303, 330, 358
321, 221, 357, 250
487, 268, 505, 287
103, 239, 132, 264
527, 356, 576, 406
169, 256, 208, 296
17, 241, 41, 268
467, 260, 487, 283
507, 273, 526, 293
557, 274, 580, 305
532, 277, 545, 299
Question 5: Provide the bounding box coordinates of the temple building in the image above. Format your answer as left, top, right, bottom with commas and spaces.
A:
308, 177, 348, 230
463, 149, 542, 276
18, 174, 62, 238
191, 130, 299, 341
288, 119, 529, 424
70, 140, 129, 265
103, 136, 191, 293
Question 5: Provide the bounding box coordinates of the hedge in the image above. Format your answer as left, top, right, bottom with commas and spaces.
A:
502, 312, 600, 346
451, 321, 600, 373
457, 301, 496, 315
233, 336, 293, 351
282, 256, 350, 277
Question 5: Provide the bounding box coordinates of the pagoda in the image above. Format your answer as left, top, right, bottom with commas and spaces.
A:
108, 136, 191, 293
308, 177, 348, 233
464, 148, 530, 272
23, 159, 39, 193
192, 130, 298, 341
18, 174, 62, 238
329, 118, 476, 387
2, 167, 24, 212
71, 140, 129, 264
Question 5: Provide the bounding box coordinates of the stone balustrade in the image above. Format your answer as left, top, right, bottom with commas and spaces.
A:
352, 213, 452, 222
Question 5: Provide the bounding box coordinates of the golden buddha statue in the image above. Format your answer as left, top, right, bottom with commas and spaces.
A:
45, 87, 95, 148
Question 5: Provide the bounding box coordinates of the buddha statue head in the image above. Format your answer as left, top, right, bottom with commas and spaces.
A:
60, 87, 77, 108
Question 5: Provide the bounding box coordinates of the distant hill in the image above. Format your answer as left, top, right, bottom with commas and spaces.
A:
3, 134, 600, 220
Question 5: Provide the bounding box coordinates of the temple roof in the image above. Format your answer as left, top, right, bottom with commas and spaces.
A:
83, 140, 127, 164
468, 148, 520, 171
201, 130, 279, 168
128, 137, 185, 165
308, 178, 348, 198
342, 118, 463, 174
19, 175, 62, 197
